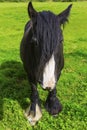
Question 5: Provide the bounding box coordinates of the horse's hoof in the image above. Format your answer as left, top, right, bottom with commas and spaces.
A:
25, 103, 42, 126
45, 97, 62, 116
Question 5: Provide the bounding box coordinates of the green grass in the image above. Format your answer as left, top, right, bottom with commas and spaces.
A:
0, 2, 87, 130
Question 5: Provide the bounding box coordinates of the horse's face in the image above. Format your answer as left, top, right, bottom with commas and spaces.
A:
24, 2, 72, 90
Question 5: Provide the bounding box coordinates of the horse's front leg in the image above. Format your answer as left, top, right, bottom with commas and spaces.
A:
25, 83, 42, 125
45, 88, 62, 116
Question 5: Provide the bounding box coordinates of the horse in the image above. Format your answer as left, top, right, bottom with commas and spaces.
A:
20, 2, 72, 125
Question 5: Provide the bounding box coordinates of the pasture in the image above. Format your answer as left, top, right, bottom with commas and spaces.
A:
0, 2, 87, 130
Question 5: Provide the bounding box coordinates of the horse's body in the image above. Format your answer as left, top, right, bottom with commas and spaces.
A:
20, 2, 72, 125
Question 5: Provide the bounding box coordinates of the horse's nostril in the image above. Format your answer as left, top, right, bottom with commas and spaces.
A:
46, 87, 51, 90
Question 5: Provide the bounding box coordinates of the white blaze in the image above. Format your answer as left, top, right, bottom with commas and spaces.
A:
43, 54, 56, 90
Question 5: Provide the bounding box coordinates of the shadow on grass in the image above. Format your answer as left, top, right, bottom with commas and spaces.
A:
0, 61, 31, 120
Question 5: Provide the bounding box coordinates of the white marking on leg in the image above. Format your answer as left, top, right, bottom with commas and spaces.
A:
25, 104, 42, 126
43, 54, 56, 90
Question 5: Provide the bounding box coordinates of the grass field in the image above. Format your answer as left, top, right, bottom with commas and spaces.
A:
0, 2, 87, 130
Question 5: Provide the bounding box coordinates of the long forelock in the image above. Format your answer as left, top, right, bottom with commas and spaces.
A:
36, 11, 60, 60
36, 11, 61, 79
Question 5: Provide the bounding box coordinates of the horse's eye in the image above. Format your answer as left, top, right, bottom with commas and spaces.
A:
31, 36, 38, 46
32, 37, 37, 42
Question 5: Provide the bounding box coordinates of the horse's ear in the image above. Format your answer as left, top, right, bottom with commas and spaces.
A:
57, 4, 72, 26
28, 2, 37, 19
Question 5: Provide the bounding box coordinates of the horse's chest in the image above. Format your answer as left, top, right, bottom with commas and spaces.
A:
42, 54, 56, 90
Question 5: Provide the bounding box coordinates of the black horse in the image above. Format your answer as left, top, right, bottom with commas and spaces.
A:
20, 2, 72, 125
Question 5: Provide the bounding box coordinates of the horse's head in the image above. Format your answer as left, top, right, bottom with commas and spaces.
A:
27, 2, 72, 44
